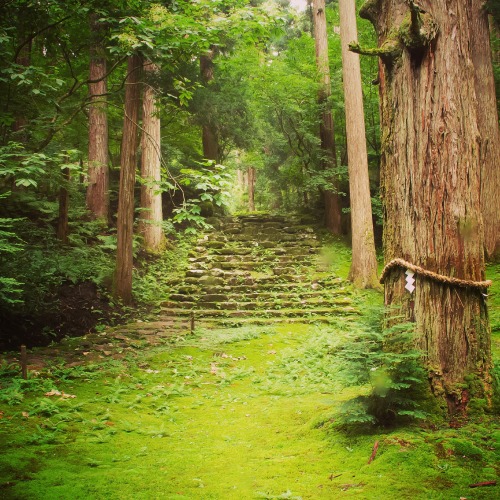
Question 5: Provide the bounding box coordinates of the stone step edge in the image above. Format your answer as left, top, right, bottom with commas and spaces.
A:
159, 306, 360, 318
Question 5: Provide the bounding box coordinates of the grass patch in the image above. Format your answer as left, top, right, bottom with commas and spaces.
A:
0, 259, 499, 499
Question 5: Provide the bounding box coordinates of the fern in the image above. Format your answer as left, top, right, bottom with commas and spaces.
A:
334, 307, 429, 427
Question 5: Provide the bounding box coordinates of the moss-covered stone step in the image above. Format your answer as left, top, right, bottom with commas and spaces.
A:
160, 306, 359, 319
175, 288, 346, 300
198, 316, 345, 327
174, 278, 345, 296
197, 297, 353, 310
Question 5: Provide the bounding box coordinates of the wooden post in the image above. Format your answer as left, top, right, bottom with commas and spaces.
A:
20, 345, 27, 379
190, 312, 195, 333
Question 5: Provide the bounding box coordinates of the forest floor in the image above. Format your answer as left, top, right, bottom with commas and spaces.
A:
0, 232, 499, 499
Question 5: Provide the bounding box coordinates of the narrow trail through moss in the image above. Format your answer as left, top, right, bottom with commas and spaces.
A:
2, 318, 499, 499
1, 216, 499, 499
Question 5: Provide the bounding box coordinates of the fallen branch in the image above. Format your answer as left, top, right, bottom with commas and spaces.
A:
367, 440, 379, 464
469, 481, 497, 488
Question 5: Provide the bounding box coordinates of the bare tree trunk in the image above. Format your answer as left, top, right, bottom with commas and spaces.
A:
247, 166, 256, 212
312, 0, 342, 234
86, 13, 109, 221
114, 54, 142, 305
139, 60, 164, 254
357, 0, 492, 414
339, 0, 378, 289
470, 8, 500, 259
200, 49, 219, 162
57, 166, 70, 244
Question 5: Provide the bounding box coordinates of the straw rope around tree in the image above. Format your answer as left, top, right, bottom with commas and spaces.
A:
379, 258, 492, 290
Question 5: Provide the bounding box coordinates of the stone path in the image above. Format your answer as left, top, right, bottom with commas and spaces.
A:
159, 213, 358, 328
9, 214, 359, 370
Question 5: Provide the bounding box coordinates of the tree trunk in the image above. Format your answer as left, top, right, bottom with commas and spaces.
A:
86, 13, 109, 221
139, 60, 164, 254
114, 54, 142, 305
358, 0, 492, 414
56, 166, 70, 244
470, 8, 500, 259
339, 0, 378, 288
200, 49, 219, 162
312, 0, 342, 234
247, 166, 256, 212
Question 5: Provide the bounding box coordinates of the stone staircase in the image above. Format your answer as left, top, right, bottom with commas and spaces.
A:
159, 214, 358, 329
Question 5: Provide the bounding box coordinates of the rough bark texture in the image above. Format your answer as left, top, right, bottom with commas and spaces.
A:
247, 166, 256, 212
86, 13, 109, 221
470, 7, 500, 259
139, 61, 164, 254
339, 0, 379, 289
361, 0, 492, 413
312, 0, 342, 234
114, 54, 142, 305
200, 49, 219, 162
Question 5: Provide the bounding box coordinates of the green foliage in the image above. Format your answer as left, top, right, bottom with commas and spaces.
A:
133, 238, 193, 306
172, 163, 232, 233
0, 202, 24, 304
334, 308, 429, 427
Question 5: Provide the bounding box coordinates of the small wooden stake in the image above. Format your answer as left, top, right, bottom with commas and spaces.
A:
190, 312, 195, 333
20, 345, 27, 379
469, 481, 497, 488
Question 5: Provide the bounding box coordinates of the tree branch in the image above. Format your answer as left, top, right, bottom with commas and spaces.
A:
13, 16, 72, 63
349, 40, 402, 65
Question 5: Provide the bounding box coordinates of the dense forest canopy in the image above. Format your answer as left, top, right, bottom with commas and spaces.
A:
0, 0, 381, 336
0, 2, 500, 496
0, 0, 499, 415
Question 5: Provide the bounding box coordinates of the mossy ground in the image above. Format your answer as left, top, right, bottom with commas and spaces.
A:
1, 242, 499, 499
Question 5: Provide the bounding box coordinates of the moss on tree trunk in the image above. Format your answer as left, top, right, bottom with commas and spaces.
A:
359, 0, 494, 415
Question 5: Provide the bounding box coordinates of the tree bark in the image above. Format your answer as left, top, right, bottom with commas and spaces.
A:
359, 0, 492, 414
247, 166, 256, 212
86, 13, 109, 221
139, 60, 164, 254
114, 54, 142, 305
312, 0, 342, 234
470, 7, 500, 259
200, 49, 219, 162
339, 0, 379, 289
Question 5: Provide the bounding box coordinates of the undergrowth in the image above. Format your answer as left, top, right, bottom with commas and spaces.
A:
334, 308, 431, 427
0, 246, 498, 499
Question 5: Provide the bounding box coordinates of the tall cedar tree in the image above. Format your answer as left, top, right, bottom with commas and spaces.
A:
470, 6, 500, 258
114, 54, 142, 304
200, 48, 219, 162
247, 166, 256, 212
339, 0, 378, 288
355, 0, 494, 414
86, 13, 110, 221
312, 0, 342, 234
139, 60, 164, 253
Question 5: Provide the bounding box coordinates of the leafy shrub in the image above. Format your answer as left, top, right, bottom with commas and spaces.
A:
334, 308, 429, 427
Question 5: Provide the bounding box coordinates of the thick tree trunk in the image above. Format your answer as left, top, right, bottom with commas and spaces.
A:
56, 166, 70, 244
312, 0, 342, 234
247, 166, 256, 212
200, 49, 219, 162
470, 8, 500, 259
86, 13, 109, 221
339, 0, 379, 288
114, 54, 142, 305
358, 0, 492, 414
139, 61, 164, 254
